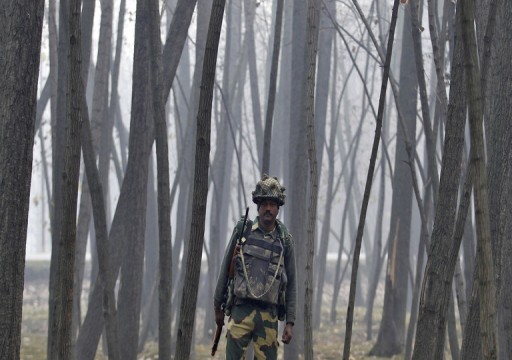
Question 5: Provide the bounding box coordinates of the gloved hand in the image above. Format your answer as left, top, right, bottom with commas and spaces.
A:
214, 307, 225, 326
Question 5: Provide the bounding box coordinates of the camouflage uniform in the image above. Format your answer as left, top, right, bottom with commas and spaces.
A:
214, 218, 296, 360
225, 302, 279, 359
214, 175, 296, 360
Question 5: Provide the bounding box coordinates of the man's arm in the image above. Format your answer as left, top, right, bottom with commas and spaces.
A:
284, 234, 297, 326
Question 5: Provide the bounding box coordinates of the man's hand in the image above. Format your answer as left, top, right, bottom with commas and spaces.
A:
214, 307, 225, 326
281, 322, 293, 344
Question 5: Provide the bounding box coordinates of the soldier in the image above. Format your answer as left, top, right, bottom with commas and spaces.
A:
213, 174, 297, 359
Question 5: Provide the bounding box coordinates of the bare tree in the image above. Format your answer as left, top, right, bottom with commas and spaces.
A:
485, 0, 512, 358
461, 0, 498, 358
55, 0, 83, 355
284, 1, 308, 357
47, 0, 70, 355
0, 1, 44, 358
343, 0, 401, 357
148, 0, 173, 356
303, 0, 321, 357
369, 3, 417, 355
262, 0, 284, 174
411, 4, 468, 357
174, 0, 226, 357
80, 86, 120, 360
75, 0, 154, 357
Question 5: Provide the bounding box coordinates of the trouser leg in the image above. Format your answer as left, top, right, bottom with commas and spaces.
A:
226, 305, 255, 359
252, 309, 278, 360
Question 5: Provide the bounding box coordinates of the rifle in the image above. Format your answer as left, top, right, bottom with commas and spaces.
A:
211, 207, 250, 356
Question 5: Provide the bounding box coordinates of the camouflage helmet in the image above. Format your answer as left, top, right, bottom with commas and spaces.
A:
252, 174, 286, 206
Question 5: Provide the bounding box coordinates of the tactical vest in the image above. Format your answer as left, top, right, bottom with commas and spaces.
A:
233, 227, 288, 305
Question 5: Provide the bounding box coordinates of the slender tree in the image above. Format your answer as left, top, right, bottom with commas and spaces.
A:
174, 0, 226, 357
261, 0, 284, 174
148, 0, 173, 356
284, 1, 308, 357
75, 0, 154, 357
55, 0, 83, 355
411, 4, 468, 356
461, 0, 498, 358
485, 1, 512, 358
369, 3, 417, 355
343, 0, 401, 357
80, 89, 120, 360
303, 0, 320, 357
47, 0, 70, 355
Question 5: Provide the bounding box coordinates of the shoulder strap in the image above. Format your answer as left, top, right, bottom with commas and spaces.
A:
275, 219, 292, 249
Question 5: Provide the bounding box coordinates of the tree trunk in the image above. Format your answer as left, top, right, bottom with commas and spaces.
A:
244, 0, 264, 166
411, 2, 467, 356
115, 0, 152, 357
343, 0, 400, 357
303, 0, 320, 357
262, 0, 284, 174
174, 0, 226, 357
485, 1, 512, 358
461, 0, 498, 357
148, 0, 173, 356
409, 0, 440, 200
369, 3, 417, 355
48, 0, 70, 356
283, 2, 308, 358
170, 0, 211, 336
55, 0, 83, 355
75, 0, 154, 357
0, 1, 44, 357
72, 0, 99, 342
80, 89, 120, 360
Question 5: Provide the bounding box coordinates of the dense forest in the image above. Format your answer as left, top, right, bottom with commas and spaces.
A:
1, 0, 511, 359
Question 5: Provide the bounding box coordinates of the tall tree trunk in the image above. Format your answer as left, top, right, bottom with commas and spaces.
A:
284, 1, 308, 357
369, 3, 417, 355
409, 0, 440, 201
80, 87, 120, 360
244, 0, 264, 166
411, 2, 468, 356
303, 0, 320, 357
174, 0, 226, 357
460, 259, 483, 359
204, 0, 239, 342
56, 0, 83, 355
72, 0, 99, 342
270, 0, 292, 178
75, 0, 154, 357
48, 0, 70, 356
342, 0, 400, 357
170, 0, 211, 335
148, 0, 173, 356
313, 35, 337, 329
115, 0, 152, 357
461, 0, 498, 358
485, 0, 511, 357
0, 1, 44, 357
262, 0, 284, 174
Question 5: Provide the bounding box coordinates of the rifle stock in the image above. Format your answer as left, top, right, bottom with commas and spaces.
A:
211, 324, 223, 356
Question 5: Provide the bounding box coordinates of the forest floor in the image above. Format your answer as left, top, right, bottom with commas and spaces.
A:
21, 260, 403, 360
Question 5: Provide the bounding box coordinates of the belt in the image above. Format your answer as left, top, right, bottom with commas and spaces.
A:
235, 298, 277, 312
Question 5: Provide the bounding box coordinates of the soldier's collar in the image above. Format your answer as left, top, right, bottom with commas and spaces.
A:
254, 217, 277, 234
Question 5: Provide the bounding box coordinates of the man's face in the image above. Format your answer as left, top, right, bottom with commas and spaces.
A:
258, 199, 279, 228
